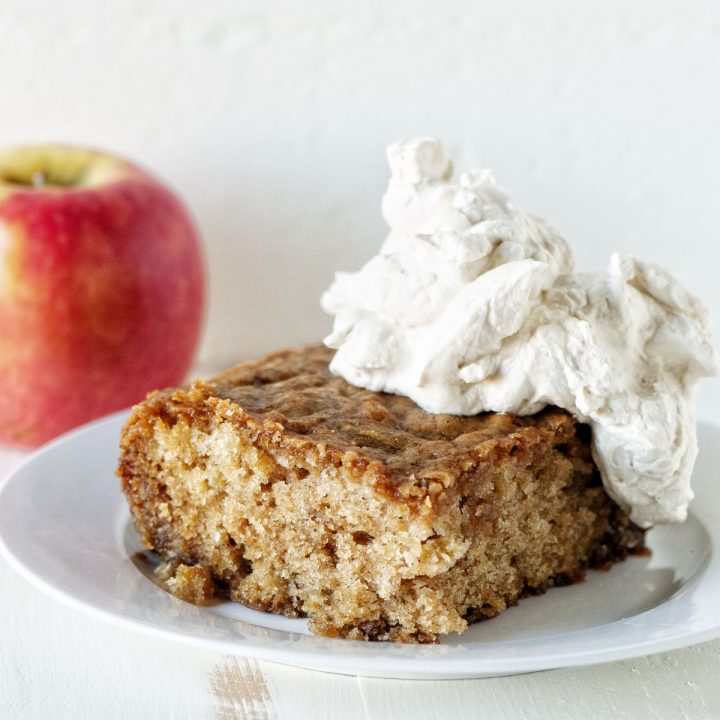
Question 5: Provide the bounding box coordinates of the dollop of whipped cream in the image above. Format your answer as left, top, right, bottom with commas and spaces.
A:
322, 137, 720, 527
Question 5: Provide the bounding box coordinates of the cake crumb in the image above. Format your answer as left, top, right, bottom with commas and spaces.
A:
164, 563, 215, 605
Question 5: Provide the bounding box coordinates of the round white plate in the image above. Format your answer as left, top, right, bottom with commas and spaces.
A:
0, 412, 719, 680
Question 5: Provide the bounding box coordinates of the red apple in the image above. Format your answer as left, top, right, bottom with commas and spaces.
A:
0, 146, 205, 447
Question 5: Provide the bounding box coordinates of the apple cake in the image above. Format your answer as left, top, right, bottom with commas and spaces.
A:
118, 345, 645, 643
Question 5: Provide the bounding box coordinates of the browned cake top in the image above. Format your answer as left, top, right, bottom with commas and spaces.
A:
209, 344, 581, 474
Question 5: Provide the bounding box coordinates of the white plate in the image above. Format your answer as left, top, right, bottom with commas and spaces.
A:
0, 412, 719, 680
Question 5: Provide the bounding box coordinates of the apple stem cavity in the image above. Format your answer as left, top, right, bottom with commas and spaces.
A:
2, 167, 72, 188
0, 147, 111, 189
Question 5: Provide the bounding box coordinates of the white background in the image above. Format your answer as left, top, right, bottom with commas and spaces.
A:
2, 2, 720, 717
1, 1, 719, 387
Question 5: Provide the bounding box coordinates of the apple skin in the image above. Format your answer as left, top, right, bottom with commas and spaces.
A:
0, 146, 205, 447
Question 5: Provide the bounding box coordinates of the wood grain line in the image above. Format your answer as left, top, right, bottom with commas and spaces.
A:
210, 656, 277, 720
356, 676, 372, 720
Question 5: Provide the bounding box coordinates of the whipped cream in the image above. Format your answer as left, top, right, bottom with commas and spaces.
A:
322, 137, 719, 527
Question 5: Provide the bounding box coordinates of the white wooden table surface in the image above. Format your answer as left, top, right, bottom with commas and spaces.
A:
2, 439, 720, 719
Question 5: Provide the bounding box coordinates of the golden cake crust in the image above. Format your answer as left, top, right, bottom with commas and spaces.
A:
147, 344, 591, 504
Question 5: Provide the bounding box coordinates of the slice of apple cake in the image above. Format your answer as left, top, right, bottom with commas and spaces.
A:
118, 344, 644, 643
